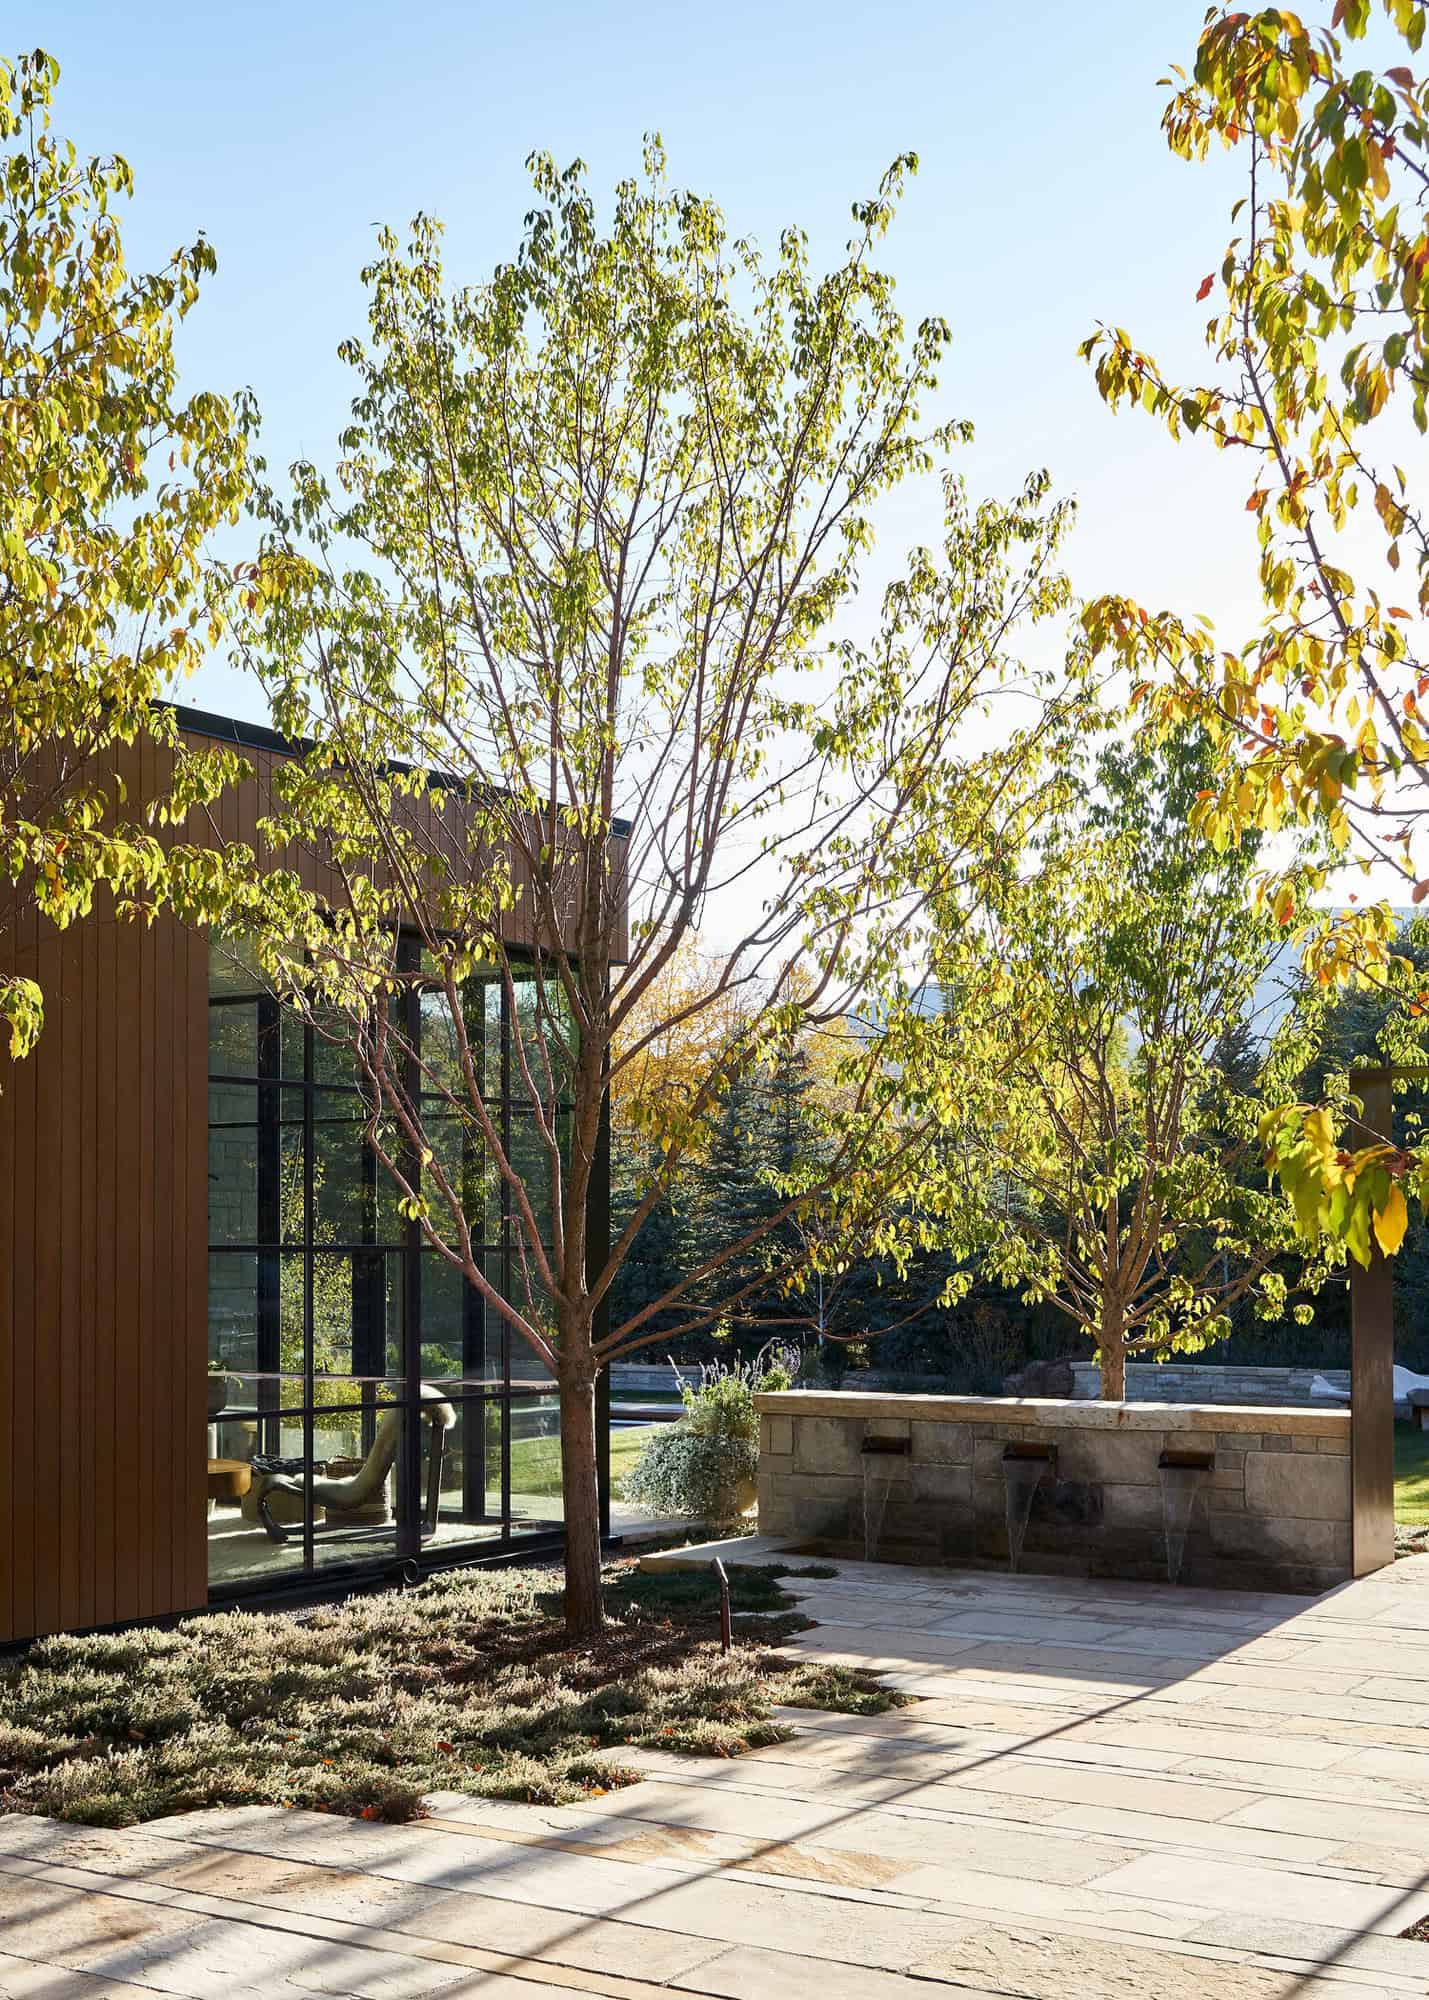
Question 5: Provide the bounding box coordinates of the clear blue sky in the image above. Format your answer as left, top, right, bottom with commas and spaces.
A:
43, 0, 1255, 720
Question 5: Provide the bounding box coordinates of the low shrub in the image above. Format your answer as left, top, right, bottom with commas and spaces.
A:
622, 1426, 758, 1525
623, 1352, 790, 1524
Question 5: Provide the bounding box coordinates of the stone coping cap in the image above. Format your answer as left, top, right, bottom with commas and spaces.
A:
753, 1390, 1350, 1436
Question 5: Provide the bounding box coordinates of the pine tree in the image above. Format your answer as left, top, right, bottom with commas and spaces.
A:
609, 1143, 689, 1351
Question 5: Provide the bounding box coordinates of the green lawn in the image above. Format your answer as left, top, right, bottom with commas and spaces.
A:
507, 1422, 657, 1502
1396, 1423, 1429, 1523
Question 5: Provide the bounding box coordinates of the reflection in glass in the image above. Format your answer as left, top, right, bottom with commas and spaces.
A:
208, 1250, 258, 1376
208, 1001, 258, 1077
208, 934, 264, 997
508, 1103, 571, 1242
419, 1251, 503, 1390
509, 1395, 563, 1527
207, 934, 581, 1594
208, 1086, 259, 1247
507, 1260, 559, 1384
434, 1397, 502, 1538
509, 972, 576, 1102
423, 1113, 500, 1249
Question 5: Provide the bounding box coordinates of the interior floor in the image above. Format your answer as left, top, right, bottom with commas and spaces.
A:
206, 1495, 673, 1588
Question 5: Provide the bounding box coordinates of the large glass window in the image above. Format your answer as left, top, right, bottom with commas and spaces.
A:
206, 940, 589, 1594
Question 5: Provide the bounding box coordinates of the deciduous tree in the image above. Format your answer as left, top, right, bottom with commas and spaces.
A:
896, 732, 1328, 1399
1081, 2, 1429, 1256
187, 145, 1078, 1636
0, 48, 250, 1061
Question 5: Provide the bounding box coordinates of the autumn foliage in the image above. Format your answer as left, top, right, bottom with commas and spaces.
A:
1083, 1, 1429, 1254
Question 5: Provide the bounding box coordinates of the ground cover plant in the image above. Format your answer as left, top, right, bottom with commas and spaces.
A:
0, 1559, 884, 1828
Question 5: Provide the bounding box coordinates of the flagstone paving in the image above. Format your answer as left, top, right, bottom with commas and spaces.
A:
11, 1558, 1429, 1996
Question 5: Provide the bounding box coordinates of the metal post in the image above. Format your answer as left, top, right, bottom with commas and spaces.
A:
301, 1019, 315, 1574
592, 1066, 612, 1542
399, 942, 424, 1558
1350, 1068, 1396, 1577
713, 1558, 732, 1654
254, 994, 283, 1458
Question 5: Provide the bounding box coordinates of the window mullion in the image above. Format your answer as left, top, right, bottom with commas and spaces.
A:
255, 995, 282, 1457
399, 937, 424, 1556
501, 976, 512, 1533
301, 1017, 316, 1571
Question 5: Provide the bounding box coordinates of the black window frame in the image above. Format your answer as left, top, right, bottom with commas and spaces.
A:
206, 936, 609, 1596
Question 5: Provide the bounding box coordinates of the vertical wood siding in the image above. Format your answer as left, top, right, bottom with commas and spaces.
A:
0, 897, 208, 1643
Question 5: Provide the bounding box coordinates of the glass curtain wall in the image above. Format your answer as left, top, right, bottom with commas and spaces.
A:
205, 938, 582, 1592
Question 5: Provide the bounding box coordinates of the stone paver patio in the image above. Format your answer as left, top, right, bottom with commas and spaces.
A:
9, 1557, 1429, 1997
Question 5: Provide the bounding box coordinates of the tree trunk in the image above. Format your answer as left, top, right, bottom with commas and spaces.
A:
558, 1368, 605, 1640
1100, 1298, 1126, 1402
1099, 1199, 1125, 1402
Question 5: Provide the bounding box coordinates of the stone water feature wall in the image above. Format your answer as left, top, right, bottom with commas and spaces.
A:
754, 1392, 1354, 1594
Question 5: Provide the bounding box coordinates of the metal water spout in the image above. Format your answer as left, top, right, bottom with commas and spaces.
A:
859, 1434, 910, 1562
1157, 1448, 1214, 1584
1002, 1441, 1056, 1574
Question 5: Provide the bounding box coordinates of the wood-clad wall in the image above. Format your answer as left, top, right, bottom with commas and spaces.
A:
192, 730, 631, 965
0, 894, 208, 1645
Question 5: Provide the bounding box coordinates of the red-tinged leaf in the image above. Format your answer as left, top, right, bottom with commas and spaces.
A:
1389, 606, 1412, 619
1197, 273, 1214, 301
1413, 879, 1429, 904
1246, 489, 1267, 512
1387, 66, 1414, 89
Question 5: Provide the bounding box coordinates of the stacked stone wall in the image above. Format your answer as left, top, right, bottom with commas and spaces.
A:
1067, 1363, 1351, 1405
756, 1392, 1353, 1594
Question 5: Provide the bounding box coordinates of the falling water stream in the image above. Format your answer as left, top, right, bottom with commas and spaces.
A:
860, 1435, 910, 1561
860, 1459, 893, 1562
1001, 1442, 1057, 1574
1157, 1450, 1214, 1584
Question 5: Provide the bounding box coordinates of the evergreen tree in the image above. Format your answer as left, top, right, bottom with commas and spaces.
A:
683, 1072, 784, 1358
609, 1144, 689, 1353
